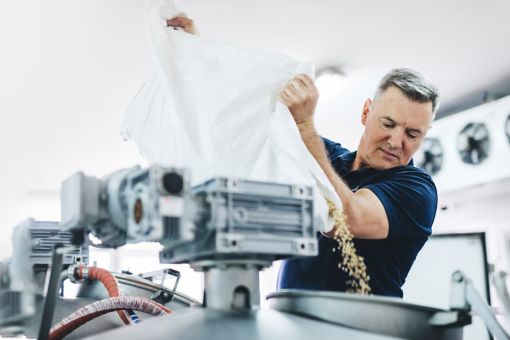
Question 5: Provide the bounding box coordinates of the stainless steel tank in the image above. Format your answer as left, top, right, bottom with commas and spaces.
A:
83, 307, 402, 340
82, 289, 468, 340
80, 264, 404, 340
79, 266, 467, 340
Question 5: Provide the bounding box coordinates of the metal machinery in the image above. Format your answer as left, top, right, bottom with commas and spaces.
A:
1, 165, 509, 339
59, 166, 320, 313
0, 219, 89, 337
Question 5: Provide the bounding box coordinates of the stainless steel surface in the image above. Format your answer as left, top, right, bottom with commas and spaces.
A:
194, 260, 263, 310
83, 307, 403, 340
267, 290, 467, 340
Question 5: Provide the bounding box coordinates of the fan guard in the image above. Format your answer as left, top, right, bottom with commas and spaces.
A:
456, 122, 490, 165
416, 137, 443, 175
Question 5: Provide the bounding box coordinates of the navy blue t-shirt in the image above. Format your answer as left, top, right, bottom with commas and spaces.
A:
278, 137, 438, 297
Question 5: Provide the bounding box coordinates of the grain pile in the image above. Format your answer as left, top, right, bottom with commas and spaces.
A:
327, 199, 371, 294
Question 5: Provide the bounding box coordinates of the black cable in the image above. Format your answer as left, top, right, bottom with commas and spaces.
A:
37, 245, 64, 340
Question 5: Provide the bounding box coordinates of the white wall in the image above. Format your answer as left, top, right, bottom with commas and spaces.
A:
0, 0, 150, 259
428, 94, 510, 276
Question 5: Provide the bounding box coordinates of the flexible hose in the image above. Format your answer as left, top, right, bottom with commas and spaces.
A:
49, 296, 171, 340
77, 265, 131, 325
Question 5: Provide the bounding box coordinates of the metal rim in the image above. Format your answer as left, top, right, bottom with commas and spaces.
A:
113, 272, 201, 305
266, 289, 444, 313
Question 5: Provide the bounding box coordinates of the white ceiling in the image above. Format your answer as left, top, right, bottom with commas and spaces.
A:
186, 0, 510, 113
1, 0, 509, 257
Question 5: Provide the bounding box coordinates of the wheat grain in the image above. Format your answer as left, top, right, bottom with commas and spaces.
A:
327, 199, 371, 294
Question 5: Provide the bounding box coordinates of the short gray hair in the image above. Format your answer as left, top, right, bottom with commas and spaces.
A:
374, 68, 440, 114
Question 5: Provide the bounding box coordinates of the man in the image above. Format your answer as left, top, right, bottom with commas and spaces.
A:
277, 69, 439, 297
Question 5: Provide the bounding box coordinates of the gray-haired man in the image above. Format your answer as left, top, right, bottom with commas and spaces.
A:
278, 69, 439, 297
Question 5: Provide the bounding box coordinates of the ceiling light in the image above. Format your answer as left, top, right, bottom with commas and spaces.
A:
315, 67, 346, 101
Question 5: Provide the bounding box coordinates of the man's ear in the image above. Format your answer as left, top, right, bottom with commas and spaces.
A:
361, 98, 372, 126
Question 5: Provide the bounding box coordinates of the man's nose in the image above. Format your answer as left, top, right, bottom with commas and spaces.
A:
387, 129, 404, 150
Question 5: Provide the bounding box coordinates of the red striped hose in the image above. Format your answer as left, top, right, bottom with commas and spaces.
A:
76, 265, 132, 325
49, 296, 171, 340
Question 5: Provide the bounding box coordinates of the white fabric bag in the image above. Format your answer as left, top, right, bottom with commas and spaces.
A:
121, 0, 342, 231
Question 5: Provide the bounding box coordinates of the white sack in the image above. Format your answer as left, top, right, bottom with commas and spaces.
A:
121, 0, 342, 232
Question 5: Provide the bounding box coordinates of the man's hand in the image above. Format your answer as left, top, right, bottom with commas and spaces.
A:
279, 74, 319, 130
166, 16, 198, 35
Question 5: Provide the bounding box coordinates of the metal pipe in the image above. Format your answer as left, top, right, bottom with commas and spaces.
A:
37, 245, 64, 340
465, 280, 510, 340
493, 271, 510, 326
451, 271, 510, 340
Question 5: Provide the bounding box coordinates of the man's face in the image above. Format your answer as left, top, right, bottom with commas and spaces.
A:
357, 86, 434, 170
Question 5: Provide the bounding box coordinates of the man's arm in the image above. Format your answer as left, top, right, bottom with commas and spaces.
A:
279, 74, 389, 239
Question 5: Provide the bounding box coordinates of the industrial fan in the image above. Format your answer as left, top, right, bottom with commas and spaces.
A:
416, 137, 443, 175
456, 122, 490, 165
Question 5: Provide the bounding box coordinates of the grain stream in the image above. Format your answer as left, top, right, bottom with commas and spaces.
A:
327, 199, 371, 294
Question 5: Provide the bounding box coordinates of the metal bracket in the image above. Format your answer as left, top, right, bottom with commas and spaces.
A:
449, 270, 510, 340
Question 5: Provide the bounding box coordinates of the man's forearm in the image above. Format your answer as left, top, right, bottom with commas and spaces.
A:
297, 122, 355, 208
297, 123, 389, 239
